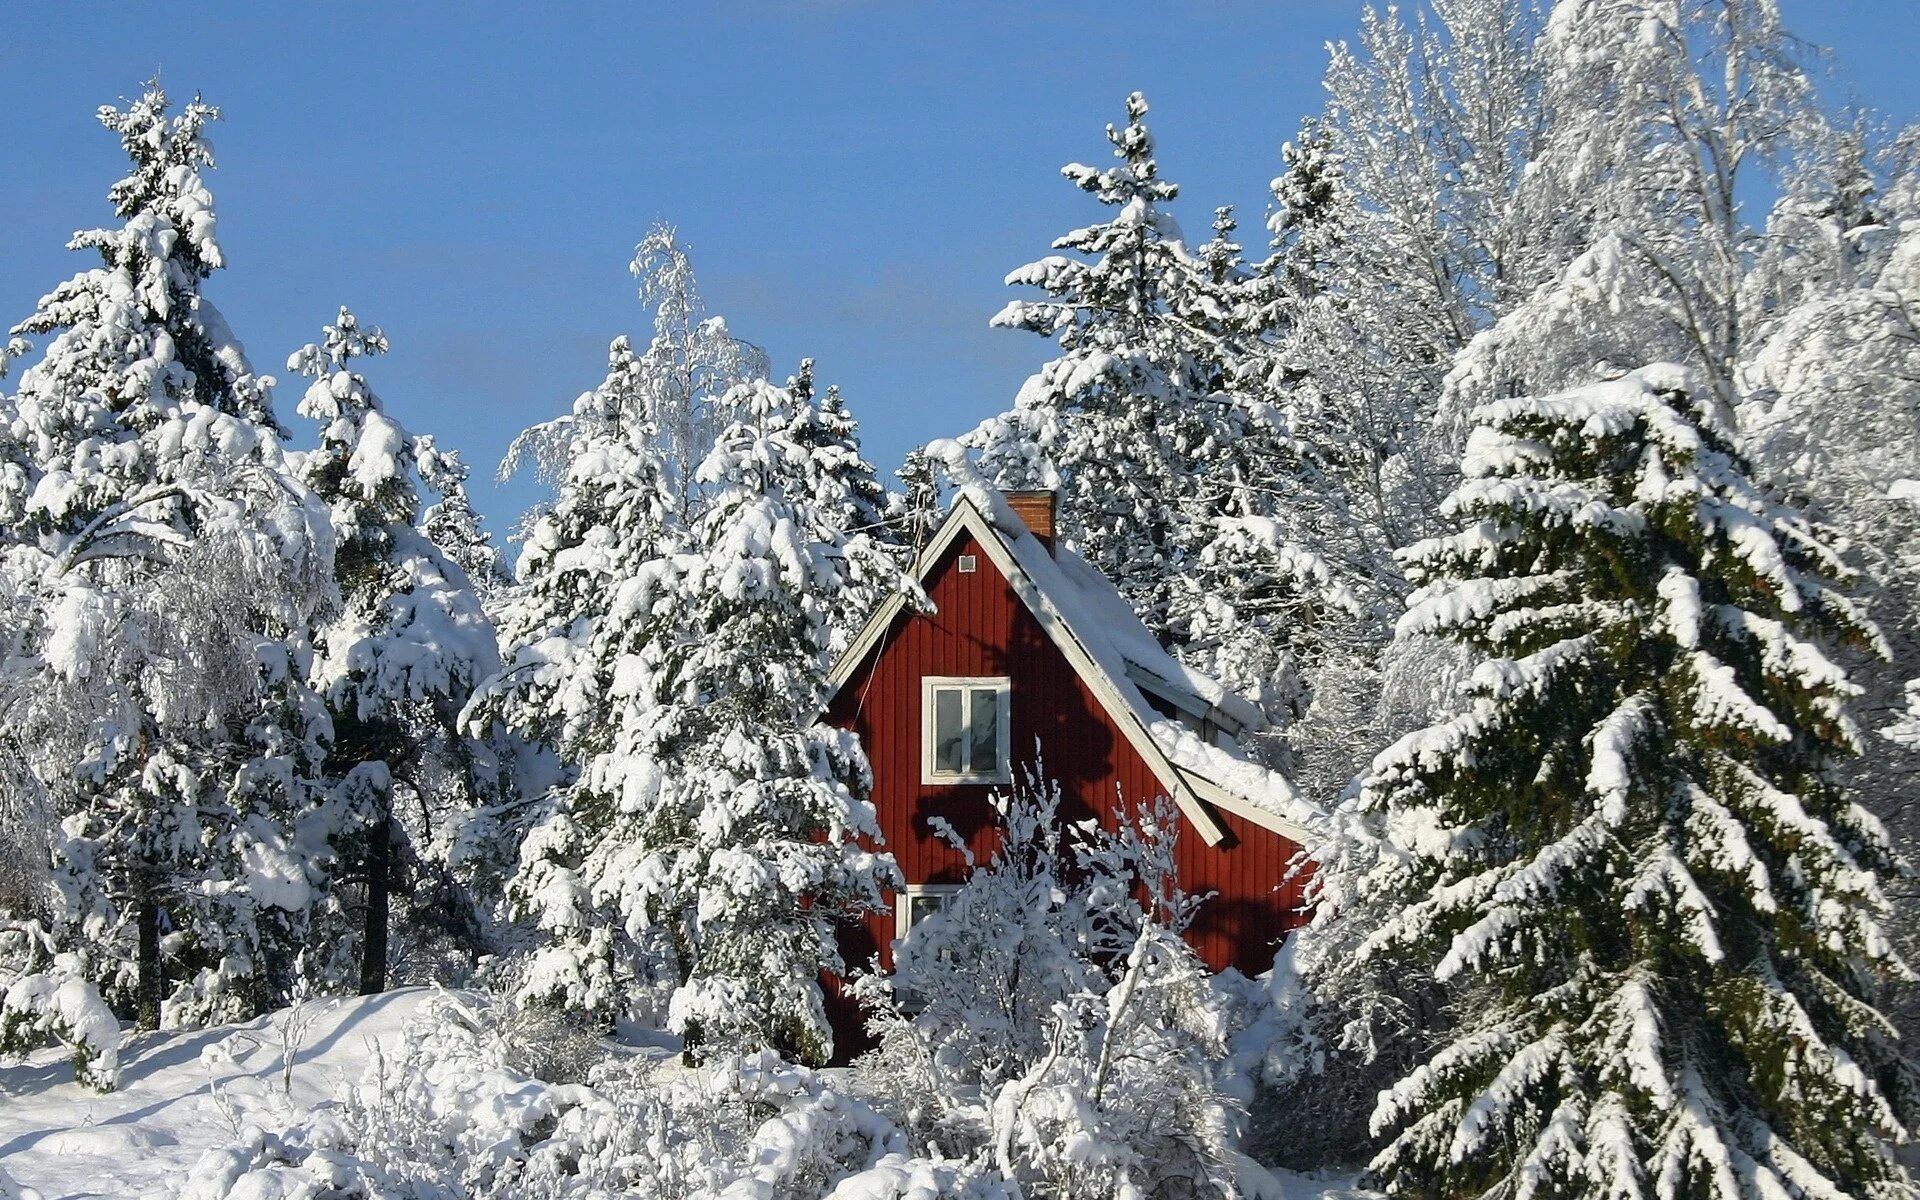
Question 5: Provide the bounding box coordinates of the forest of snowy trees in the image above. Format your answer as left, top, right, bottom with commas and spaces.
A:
4, 1, 1920, 1198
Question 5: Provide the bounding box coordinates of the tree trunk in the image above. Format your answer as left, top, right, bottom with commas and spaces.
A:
359, 811, 391, 995
135, 887, 162, 1030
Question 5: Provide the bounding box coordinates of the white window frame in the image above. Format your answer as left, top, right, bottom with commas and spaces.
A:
894, 882, 964, 943
921, 675, 1012, 785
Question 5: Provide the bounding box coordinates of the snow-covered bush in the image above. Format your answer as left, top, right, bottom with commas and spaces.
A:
853, 774, 1270, 1198
0, 927, 119, 1090
478, 959, 617, 1085
174, 990, 1014, 1199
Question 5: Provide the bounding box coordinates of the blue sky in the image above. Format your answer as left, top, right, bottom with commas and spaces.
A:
3, 2, 1916, 536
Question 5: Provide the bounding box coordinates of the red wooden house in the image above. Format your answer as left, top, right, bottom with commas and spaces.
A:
821, 488, 1321, 1058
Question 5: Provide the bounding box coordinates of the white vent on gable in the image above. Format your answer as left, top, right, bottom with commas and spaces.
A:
957, 555, 977, 573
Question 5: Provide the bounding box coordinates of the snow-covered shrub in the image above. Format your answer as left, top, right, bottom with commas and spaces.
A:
174, 990, 1015, 1199
0, 926, 120, 1090
853, 774, 1269, 1198
484, 975, 610, 1085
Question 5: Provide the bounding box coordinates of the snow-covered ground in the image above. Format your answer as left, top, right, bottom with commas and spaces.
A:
0, 991, 1365, 1200
0, 990, 437, 1200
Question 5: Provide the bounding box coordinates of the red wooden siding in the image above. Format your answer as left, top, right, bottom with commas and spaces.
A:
822, 528, 1311, 1060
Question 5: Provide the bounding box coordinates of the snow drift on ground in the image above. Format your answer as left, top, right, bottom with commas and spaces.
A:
0, 990, 441, 1200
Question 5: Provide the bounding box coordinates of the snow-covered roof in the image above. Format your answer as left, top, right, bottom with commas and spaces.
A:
826, 492, 1318, 846
1028, 541, 1266, 736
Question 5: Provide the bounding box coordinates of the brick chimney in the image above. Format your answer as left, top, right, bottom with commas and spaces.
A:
1004, 489, 1057, 553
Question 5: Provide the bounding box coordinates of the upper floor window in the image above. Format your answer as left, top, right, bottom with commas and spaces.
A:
922, 676, 1011, 784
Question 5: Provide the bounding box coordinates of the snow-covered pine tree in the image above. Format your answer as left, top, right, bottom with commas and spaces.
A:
472, 336, 679, 1009
1316, 363, 1912, 1199
290, 308, 501, 994
0, 82, 336, 1048
788, 368, 888, 539
1257, 117, 1348, 320
479, 336, 678, 763
527, 370, 899, 1062
890, 447, 942, 558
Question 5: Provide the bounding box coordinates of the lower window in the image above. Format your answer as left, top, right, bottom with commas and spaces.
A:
894, 883, 963, 944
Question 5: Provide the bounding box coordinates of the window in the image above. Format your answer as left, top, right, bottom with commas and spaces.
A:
922, 677, 1011, 783
957, 554, 978, 573
894, 883, 963, 943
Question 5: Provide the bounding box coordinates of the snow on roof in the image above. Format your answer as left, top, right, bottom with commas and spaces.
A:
1146, 718, 1323, 837
925, 435, 1265, 734
991, 512, 1309, 832
1044, 545, 1266, 735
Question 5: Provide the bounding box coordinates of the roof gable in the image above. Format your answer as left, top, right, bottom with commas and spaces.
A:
827, 496, 1317, 845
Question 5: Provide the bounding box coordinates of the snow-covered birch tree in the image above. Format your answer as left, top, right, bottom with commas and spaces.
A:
627, 224, 769, 517
1448, 0, 1812, 412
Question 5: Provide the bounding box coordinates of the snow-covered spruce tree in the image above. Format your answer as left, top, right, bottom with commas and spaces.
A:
538, 370, 900, 1062
1315, 364, 1912, 1199
0, 83, 336, 1054
971, 92, 1238, 636
415, 435, 511, 604
290, 308, 501, 994
470, 336, 679, 1009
